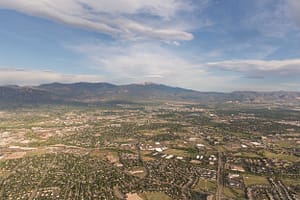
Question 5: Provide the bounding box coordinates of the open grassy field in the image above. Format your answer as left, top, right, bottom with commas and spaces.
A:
234, 151, 260, 158
164, 148, 188, 157
193, 178, 217, 193
25, 149, 48, 157
89, 149, 107, 159
243, 174, 269, 186
262, 150, 299, 162
223, 187, 244, 199
263, 151, 300, 162
139, 192, 171, 200
282, 178, 300, 187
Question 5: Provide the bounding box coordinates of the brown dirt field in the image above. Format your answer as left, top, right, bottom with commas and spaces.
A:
107, 152, 118, 163
126, 193, 143, 200
5, 152, 27, 160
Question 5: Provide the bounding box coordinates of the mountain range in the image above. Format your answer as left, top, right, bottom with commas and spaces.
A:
0, 82, 299, 107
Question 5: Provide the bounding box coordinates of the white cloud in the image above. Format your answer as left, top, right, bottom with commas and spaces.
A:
206, 59, 300, 77
0, 0, 195, 41
68, 42, 238, 91
0, 68, 106, 86
244, 0, 297, 38
70, 42, 201, 79
0, 65, 237, 91
66, 42, 300, 91
2, 57, 300, 91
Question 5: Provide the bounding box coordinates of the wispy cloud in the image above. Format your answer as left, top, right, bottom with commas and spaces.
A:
70, 42, 203, 81
237, 0, 297, 38
65, 40, 300, 91
67, 42, 241, 91
206, 59, 300, 77
0, 68, 105, 86
0, 65, 237, 92
0, 0, 197, 41
1, 58, 300, 91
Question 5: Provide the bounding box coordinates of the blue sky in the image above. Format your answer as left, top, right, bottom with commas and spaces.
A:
0, 0, 300, 91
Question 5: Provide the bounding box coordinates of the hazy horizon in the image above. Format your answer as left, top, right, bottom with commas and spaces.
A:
2, 81, 300, 93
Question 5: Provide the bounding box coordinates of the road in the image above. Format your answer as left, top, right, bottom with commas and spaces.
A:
216, 152, 224, 200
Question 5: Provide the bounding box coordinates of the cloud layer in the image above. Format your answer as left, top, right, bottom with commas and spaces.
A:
207, 59, 300, 78
68, 42, 300, 91
0, 0, 194, 41
69, 42, 216, 87
0, 68, 105, 86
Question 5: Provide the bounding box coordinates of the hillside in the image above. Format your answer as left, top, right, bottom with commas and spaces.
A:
0, 82, 299, 107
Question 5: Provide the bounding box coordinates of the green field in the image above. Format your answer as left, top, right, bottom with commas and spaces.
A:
223, 187, 244, 199
164, 148, 188, 157
234, 151, 260, 158
139, 192, 171, 200
282, 178, 300, 187
243, 174, 269, 186
193, 178, 217, 193
262, 150, 299, 162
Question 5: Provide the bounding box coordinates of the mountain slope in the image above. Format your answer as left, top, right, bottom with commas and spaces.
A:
0, 82, 299, 107
37, 82, 222, 102
0, 85, 61, 107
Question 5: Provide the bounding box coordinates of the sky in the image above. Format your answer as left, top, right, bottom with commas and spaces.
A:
0, 0, 300, 92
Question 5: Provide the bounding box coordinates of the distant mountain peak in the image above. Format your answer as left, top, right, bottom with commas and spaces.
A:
142, 82, 157, 85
